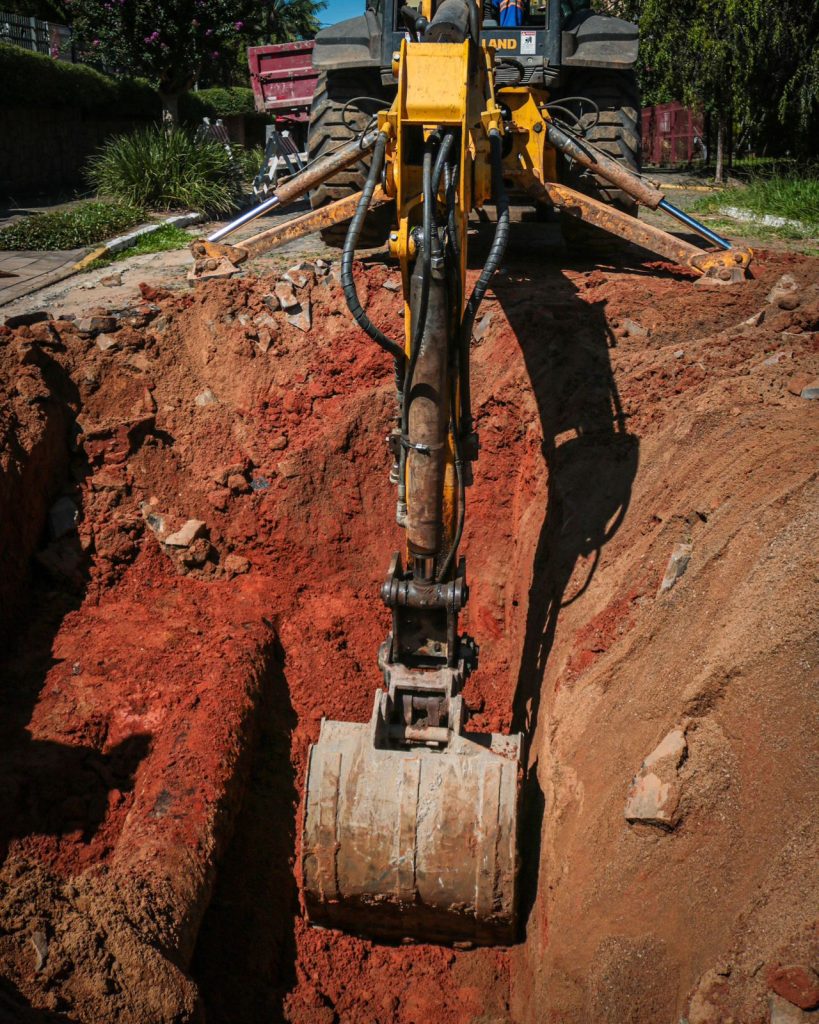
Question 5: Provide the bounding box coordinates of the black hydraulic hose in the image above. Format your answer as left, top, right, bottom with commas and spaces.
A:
400, 143, 435, 443
459, 130, 510, 430
432, 131, 454, 197
340, 132, 405, 363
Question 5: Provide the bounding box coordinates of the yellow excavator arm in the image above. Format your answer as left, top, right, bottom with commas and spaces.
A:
190, 0, 752, 947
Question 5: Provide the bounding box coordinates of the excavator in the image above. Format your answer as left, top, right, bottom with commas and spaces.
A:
191, 0, 751, 947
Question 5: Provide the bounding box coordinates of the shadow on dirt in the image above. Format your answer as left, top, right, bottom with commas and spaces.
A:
0, 976, 81, 1023
191, 636, 298, 1023
0, 349, 150, 862
488, 247, 640, 932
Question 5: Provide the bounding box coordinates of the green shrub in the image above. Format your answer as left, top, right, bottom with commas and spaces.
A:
87, 125, 240, 214
232, 144, 266, 182
0, 200, 145, 250
0, 42, 160, 117
180, 87, 259, 122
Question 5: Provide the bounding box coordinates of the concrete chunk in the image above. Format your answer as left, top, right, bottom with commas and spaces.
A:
624, 772, 681, 829
659, 543, 692, 593
195, 387, 218, 407
643, 728, 687, 770
275, 281, 299, 310
287, 301, 312, 333
163, 519, 206, 548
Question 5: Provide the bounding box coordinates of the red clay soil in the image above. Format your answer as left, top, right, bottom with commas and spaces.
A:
0, 243, 817, 1024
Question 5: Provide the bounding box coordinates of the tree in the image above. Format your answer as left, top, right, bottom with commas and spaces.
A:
256, 0, 324, 45
68, 0, 324, 116
620, 0, 818, 174
637, 0, 759, 180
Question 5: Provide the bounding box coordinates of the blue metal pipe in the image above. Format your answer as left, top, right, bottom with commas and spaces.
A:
658, 199, 731, 250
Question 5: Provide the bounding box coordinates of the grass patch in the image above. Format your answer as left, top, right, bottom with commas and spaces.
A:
87, 125, 240, 214
86, 223, 194, 270
691, 175, 819, 238
0, 200, 145, 251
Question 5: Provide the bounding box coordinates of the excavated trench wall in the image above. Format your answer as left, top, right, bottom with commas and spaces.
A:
0, 249, 817, 1024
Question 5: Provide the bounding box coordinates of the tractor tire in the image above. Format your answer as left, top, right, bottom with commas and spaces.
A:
307, 69, 396, 250
558, 69, 641, 253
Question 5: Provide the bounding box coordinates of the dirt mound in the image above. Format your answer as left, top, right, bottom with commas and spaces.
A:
0, 246, 817, 1024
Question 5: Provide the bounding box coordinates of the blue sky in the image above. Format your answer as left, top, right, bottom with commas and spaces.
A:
320, 0, 364, 28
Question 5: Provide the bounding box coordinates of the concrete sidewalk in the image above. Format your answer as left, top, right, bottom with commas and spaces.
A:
0, 248, 86, 307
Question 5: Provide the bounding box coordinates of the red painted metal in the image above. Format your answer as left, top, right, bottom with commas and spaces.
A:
247, 40, 318, 125
642, 102, 704, 166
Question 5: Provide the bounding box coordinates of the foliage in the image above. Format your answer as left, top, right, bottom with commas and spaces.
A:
627, 0, 818, 157
0, 0, 70, 21
0, 200, 144, 250
86, 125, 240, 213
253, 0, 324, 46
85, 222, 194, 268
231, 144, 266, 182
691, 175, 819, 237
67, 0, 325, 100
179, 86, 257, 121
0, 41, 160, 115
68, 0, 244, 99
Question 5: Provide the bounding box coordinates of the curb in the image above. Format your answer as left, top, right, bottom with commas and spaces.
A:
72, 211, 204, 271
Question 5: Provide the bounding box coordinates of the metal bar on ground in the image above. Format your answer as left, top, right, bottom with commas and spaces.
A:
658, 199, 731, 250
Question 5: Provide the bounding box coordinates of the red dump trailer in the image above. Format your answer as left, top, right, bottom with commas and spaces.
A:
642, 102, 705, 166
248, 40, 318, 141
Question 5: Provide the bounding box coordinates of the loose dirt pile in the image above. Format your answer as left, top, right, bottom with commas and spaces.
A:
0, 243, 817, 1024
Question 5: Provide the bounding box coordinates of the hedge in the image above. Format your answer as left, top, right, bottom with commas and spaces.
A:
0, 43, 160, 117
0, 44, 260, 122
180, 87, 259, 121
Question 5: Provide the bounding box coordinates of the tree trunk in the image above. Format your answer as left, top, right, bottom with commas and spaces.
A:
159, 92, 180, 126
714, 115, 726, 184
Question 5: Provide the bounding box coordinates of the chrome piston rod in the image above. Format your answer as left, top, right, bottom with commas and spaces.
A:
207, 128, 379, 244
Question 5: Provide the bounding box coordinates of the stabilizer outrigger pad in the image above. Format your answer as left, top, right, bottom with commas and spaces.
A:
302, 668, 522, 946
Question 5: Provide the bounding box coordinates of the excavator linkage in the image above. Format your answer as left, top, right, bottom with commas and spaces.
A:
192, 0, 753, 948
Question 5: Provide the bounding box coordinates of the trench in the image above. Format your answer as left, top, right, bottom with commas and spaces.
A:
1, 241, 818, 1024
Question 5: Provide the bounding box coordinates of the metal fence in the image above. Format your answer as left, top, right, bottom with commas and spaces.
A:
0, 10, 73, 60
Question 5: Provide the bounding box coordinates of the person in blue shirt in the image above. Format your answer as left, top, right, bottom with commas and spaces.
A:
496, 0, 524, 27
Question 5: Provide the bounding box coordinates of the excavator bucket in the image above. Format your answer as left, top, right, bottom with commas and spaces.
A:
302, 679, 522, 945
